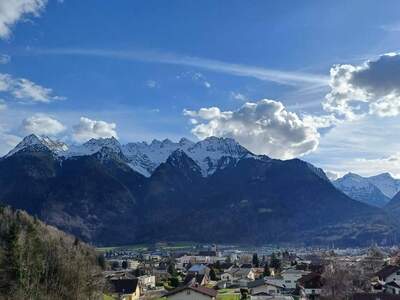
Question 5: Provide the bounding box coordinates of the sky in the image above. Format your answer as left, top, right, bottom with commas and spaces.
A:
1, 0, 400, 178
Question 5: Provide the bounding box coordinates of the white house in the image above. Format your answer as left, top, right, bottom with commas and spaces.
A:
248, 279, 285, 296
221, 268, 255, 283
250, 294, 294, 300
221, 272, 234, 282
164, 285, 217, 300
385, 281, 400, 295
376, 266, 400, 284
281, 269, 310, 290
138, 275, 156, 290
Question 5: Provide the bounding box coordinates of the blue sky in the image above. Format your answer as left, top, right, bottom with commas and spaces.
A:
1, 0, 400, 177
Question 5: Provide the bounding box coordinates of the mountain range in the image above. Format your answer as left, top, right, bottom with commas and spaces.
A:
333, 173, 400, 208
0, 134, 399, 247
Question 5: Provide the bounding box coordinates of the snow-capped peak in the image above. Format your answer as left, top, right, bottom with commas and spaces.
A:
67, 136, 121, 157
4, 134, 257, 178
188, 136, 250, 157
333, 172, 392, 207
367, 172, 400, 198
6, 134, 68, 157
179, 137, 195, 147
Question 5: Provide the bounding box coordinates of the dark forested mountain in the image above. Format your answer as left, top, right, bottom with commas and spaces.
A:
386, 191, 400, 214
0, 134, 398, 247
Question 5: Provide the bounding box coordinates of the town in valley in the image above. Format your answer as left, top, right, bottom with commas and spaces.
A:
100, 243, 400, 300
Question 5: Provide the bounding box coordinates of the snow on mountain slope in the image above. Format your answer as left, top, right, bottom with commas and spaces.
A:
5, 134, 68, 157
122, 138, 193, 176
185, 136, 254, 175
122, 136, 254, 176
66, 137, 122, 157
367, 173, 400, 198
4, 134, 257, 177
333, 173, 390, 207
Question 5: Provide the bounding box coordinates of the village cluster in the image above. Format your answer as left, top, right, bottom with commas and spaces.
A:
102, 244, 400, 300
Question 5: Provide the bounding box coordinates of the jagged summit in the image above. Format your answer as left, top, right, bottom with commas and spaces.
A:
333, 172, 394, 207
6, 134, 68, 157
166, 149, 201, 174
5, 134, 257, 177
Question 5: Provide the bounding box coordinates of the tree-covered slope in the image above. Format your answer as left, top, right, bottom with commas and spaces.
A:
0, 206, 104, 300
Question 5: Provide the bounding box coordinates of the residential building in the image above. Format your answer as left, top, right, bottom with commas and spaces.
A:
164, 285, 217, 300
138, 275, 156, 290
386, 281, 400, 295
109, 278, 140, 300
281, 269, 310, 290
248, 279, 285, 295
352, 293, 400, 300
376, 266, 400, 284
297, 273, 324, 300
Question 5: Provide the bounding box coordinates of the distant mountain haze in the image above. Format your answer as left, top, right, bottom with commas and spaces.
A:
333, 172, 400, 207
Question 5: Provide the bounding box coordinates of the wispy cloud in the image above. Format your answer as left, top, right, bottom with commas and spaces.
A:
32, 48, 329, 87
381, 22, 400, 32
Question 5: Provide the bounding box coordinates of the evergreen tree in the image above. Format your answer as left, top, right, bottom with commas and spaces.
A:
167, 263, 177, 276
169, 277, 179, 288
0, 222, 20, 296
263, 262, 271, 277
252, 253, 260, 267
209, 268, 217, 281
270, 252, 281, 272
122, 260, 128, 269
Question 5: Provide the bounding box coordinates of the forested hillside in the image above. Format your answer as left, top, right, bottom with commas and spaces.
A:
0, 206, 104, 300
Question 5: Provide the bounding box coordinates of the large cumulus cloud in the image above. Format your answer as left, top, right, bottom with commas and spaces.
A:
22, 114, 65, 136
0, 0, 47, 39
72, 117, 118, 142
184, 99, 319, 159
323, 53, 400, 119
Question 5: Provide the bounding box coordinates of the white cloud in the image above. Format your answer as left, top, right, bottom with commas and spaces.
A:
22, 114, 65, 136
0, 131, 20, 156
72, 117, 118, 142
230, 92, 248, 101
36, 48, 329, 86
0, 99, 7, 111
146, 80, 158, 88
0, 0, 47, 39
0, 54, 10, 64
322, 154, 400, 179
325, 171, 340, 181
0, 73, 63, 103
184, 107, 223, 120
177, 71, 212, 88
323, 53, 400, 119
185, 99, 320, 159
381, 22, 400, 32
304, 114, 400, 177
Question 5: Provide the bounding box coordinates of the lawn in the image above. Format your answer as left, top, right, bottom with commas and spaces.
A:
216, 294, 240, 300
216, 288, 240, 300
96, 241, 197, 253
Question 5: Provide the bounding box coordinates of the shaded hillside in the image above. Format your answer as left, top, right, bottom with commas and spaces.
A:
386, 191, 400, 214
0, 136, 398, 247
0, 206, 104, 300
136, 155, 398, 247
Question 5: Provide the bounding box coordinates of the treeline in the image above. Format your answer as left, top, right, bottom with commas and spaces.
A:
0, 206, 104, 300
